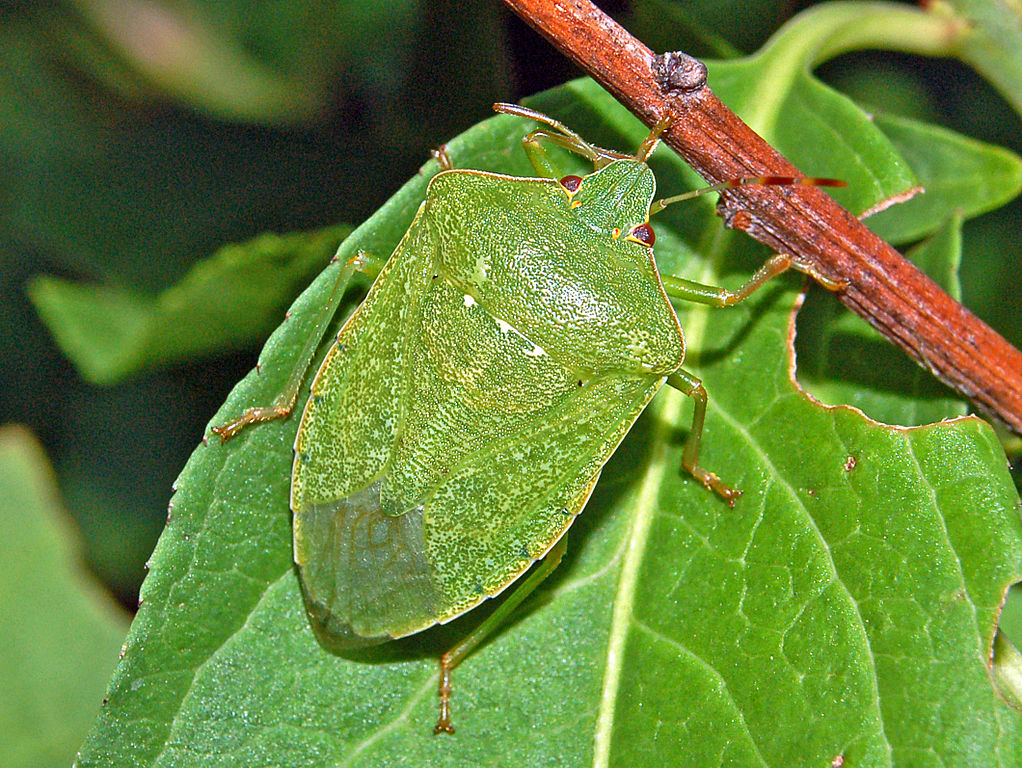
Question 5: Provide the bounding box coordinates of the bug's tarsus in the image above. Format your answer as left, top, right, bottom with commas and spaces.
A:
431, 145, 454, 172
660, 253, 794, 308
431, 535, 570, 733
211, 403, 295, 441
434, 659, 455, 735
717, 254, 792, 306
786, 254, 849, 292
635, 113, 675, 163
667, 369, 741, 507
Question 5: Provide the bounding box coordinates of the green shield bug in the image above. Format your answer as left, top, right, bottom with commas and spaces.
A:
213, 102, 843, 733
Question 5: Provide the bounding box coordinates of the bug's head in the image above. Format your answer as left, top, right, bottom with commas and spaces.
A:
565, 160, 658, 244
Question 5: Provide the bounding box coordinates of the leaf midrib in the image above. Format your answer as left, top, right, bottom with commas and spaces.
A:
592, 383, 683, 767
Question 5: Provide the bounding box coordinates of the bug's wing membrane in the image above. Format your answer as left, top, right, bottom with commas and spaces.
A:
424, 373, 662, 622
296, 481, 437, 647
292, 209, 440, 646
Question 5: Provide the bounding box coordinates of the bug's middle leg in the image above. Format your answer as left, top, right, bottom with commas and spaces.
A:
661, 254, 793, 307
667, 369, 740, 507
661, 253, 847, 306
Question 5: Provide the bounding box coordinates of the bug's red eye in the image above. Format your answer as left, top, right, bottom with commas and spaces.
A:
629, 223, 655, 247
559, 175, 583, 193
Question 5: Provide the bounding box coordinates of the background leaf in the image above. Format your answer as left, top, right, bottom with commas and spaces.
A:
865, 113, 1022, 243
796, 213, 970, 426
0, 426, 128, 768
941, 0, 1022, 118
74, 64, 1022, 765
28, 225, 350, 384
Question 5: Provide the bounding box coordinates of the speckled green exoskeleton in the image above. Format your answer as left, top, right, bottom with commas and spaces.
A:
214, 103, 840, 733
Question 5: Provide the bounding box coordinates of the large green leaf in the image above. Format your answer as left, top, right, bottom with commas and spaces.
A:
75, 29, 1022, 768
0, 427, 128, 768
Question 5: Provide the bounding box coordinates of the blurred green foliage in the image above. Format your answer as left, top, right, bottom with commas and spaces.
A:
0, 426, 127, 768
3, 0, 1022, 765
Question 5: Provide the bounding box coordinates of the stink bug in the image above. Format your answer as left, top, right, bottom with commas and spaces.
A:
213, 102, 843, 733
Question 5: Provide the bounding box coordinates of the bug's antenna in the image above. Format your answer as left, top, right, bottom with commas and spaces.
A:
649, 175, 847, 215
493, 103, 631, 167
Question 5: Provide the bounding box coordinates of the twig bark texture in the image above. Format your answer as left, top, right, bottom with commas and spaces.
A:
501, 0, 1022, 433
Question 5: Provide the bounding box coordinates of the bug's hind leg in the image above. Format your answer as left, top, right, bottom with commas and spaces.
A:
434, 534, 569, 735
667, 369, 740, 507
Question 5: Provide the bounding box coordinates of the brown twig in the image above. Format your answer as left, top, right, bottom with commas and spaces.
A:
501, 0, 1022, 434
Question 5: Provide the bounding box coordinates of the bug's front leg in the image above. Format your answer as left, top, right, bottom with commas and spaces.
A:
211, 250, 386, 440
520, 128, 576, 180
666, 369, 740, 507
